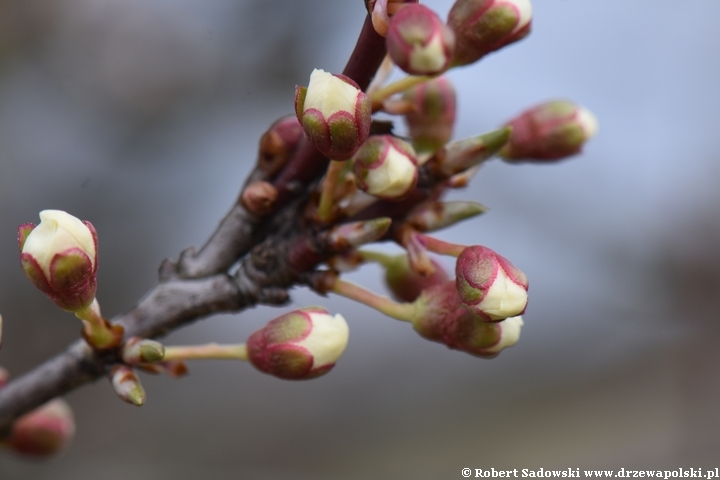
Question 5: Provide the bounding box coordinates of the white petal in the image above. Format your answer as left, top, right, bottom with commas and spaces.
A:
295, 312, 349, 368
305, 69, 360, 119
476, 267, 528, 320
22, 210, 96, 276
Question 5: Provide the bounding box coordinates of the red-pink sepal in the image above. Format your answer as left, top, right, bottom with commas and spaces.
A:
20, 245, 97, 312
386, 4, 455, 76
447, 0, 533, 66
412, 281, 523, 358
5, 399, 75, 457
455, 245, 528, 321
499, 100, 599, 162
247, 307, 349, 380
403, 76, 457, 153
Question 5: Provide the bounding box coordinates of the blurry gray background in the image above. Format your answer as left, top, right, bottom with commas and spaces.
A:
1, 0, 719, 478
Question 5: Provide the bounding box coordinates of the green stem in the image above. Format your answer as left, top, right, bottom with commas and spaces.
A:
416, 233, 466, 257
74, 299, 123, 350
317, 160, 346, 222
163, 343, 248, 361
332, 279, 414, 322
358, 250, 396, 268
370, 75, 437, 110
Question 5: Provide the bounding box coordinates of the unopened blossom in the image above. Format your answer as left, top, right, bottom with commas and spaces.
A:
5, 399, 75, 456
367, 0, 419, 37
411, 280, 524, 357
448, 0, 533, 66
386, 4, 455, 76
402, 76, 456, 153
19, 210, 98, 312
352, 135, 418, 199
247, 307, 349, 380
455, 245, 528, 321
499, 100, 598, 162
295, 69, 372, 160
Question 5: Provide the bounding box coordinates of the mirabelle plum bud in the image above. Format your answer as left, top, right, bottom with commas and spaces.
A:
6, 399, 75, 456
247, 307, 349, 380
19, 210, 98, 312
386, 4, 455, 76
411, 281, 524, 357
352, 135, 418, 199
402, 76, 456, 153
257, 115, 304, 178
455, 245, 528, 321
448, 0, 532, 66
499, 100, 599, 162
295, 69, 372, 160
367, 0, 419, 37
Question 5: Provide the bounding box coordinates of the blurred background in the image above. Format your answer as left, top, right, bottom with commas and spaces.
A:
1, 0, 719, 478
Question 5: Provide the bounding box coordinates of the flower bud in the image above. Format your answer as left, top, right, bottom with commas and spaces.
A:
6, 399, 75, 456
386, 4, 455, 76
367, 0, 419, 37
19, 210, 98, 312
257, 115, 304, 178
499, 100, 598, 162
121, 337, 165, 365
412, 281, 523, 357
384, 253, 449, 302
352, 135, 418, 199
247, 307, 349, 380
402, 76, 456, 153
110, 365, 146, 406
295, 69, 372, 160
455, 245, 528, 321
448, 0, 533, 66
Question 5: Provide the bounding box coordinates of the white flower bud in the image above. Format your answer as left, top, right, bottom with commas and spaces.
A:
247, 307, 349, 380
19, 210, 98, 312
353, 135, 418, 199
295, 69, 372, 160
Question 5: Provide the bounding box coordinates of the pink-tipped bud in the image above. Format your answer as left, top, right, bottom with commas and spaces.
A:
367, 0, 419, 37
247, 307, 349, 380
352, 135, 418, 199
412, 281, 524, 357
295, 69, 372, 160
6, 399, 75, 456
386, 4, 455, 76
384, 253, 449, 302
402, 76, 456, 153
257, 115, 304, 178
448, 0, 533, 66
19, 210, 98, 312
499, 100, 599, 162
455, 245, 528, 321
